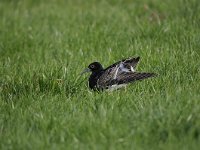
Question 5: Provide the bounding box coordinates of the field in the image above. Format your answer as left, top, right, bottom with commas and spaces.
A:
0, 0, 200, 149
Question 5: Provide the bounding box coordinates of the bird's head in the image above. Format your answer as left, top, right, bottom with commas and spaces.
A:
81, 62, 103, 75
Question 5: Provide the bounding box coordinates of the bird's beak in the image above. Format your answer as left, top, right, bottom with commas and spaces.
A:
80, 68, 91, 75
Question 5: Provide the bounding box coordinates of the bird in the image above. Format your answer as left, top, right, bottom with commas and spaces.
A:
81, 57, 156, 91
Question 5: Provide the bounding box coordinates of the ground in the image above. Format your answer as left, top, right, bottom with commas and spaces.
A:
0, 0, 200, 149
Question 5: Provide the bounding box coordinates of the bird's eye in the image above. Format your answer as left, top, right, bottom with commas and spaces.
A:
90, 65, 95, 68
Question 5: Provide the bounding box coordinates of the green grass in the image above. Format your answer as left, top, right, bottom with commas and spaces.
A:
0, 0, 200, 149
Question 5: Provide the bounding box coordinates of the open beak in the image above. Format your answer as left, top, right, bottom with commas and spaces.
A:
80, 68, 91, 75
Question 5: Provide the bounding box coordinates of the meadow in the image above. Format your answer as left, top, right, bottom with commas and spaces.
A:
0, 0, 200, 149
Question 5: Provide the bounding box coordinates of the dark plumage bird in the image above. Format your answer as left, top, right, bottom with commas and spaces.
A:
81, 57, 156, 91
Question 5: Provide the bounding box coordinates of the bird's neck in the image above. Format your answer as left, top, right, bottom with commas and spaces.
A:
92, 69, 103, 75
89, 70, 104, 90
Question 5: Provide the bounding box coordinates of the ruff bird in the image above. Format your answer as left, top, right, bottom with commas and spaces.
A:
81, 57, 156, 91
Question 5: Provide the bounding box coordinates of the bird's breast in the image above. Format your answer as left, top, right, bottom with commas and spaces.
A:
88, 71, 104, 90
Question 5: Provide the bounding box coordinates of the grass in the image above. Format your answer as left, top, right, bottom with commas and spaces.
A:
0, 0, 200, 149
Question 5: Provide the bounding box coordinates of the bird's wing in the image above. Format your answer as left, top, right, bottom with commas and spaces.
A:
111, 72, 156, 85
104, 57, 140, 73
97, 65, 119, 88
97, 57, 142, 89
98, 72, 156, 88
122, 56, 140, 71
